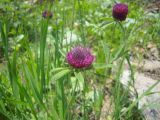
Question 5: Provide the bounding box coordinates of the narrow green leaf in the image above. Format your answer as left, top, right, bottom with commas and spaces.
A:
50, 68, 69, 74
74, 72, 84, 91
51, 69, 71, 83
93, 63, 113, 69
23, 64, 46, 111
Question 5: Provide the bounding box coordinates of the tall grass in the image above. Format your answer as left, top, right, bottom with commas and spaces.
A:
0, 22, 19, 99
0, 0, 159, 120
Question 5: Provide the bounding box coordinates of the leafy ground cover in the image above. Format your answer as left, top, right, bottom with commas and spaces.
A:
0, 0, 159, 120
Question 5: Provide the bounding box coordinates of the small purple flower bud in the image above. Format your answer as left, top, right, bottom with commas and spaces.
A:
42, 10, 53, 18
66, 46, 95, 69
112, 3, 128, 21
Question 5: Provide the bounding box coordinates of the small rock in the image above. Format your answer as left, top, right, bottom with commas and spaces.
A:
121, 70, 160, 120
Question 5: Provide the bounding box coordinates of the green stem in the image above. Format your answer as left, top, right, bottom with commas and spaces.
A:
77, 0, 86, 45
83, 71, 86, 120
117, 21, 126, 44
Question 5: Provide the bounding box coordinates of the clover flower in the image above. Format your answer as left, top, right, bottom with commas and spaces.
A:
66, 46, 94, 69
112, 3, 128, 21
42, 10, 53, 18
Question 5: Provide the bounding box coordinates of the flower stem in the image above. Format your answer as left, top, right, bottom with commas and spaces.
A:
83, 71, 86, 120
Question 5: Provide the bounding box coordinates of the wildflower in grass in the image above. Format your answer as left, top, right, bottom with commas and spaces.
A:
67, 46, 94, 69
42, 10, 53, 18
112, 3, 128, 21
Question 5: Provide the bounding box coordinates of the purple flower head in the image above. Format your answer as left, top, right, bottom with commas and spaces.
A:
112, 3, 128, 21
42, 10, 53, 18
66, 46, 95, 69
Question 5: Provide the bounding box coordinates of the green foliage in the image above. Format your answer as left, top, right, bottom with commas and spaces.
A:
0, 0, 159, 120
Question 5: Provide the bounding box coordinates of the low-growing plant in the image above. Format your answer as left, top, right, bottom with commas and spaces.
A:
0, 0, 159, 120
